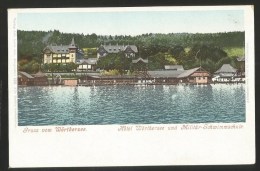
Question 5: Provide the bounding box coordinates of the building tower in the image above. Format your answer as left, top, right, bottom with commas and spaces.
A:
69, 38, 77, 63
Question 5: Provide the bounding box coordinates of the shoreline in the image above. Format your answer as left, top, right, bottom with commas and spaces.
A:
18, 81, 245, 87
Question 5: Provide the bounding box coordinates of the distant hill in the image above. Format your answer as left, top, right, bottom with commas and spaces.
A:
17, 30, 245, 61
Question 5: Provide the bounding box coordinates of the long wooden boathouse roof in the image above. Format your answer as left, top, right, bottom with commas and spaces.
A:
82, 67, 210, 80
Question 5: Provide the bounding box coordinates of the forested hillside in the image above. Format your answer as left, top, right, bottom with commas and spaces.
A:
17, 30, 245, 73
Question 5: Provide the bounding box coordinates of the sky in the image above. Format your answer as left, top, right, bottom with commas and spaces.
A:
17, 9, 244, 36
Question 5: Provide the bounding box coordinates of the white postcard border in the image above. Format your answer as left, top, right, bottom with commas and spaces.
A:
8, 6, 255, 168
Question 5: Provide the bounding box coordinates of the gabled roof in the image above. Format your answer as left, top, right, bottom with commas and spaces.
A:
124, 45, 138, 53
164, 65, 184, 70
44, 45, 70, 54
43, 38, 79, 54
177, 67, 200, 78
98, 44, 138, 54
19, 71, 34, 79
77, 58, 97, 65
132, 57, 148, 64
215, 64, 237, 74
33, 71, 47, 77
148, 70, 184, 78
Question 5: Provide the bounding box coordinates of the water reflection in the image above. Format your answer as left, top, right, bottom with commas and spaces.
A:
18, 84, 245, 126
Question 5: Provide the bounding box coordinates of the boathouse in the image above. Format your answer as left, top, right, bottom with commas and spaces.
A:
78, 66, 211, 85
214, 64, 237, 82
79, 74, 137, 86
33, 71, 49, 86
18, 71, 34, 86
177, 67, 211, 84
148, 70, 183, 84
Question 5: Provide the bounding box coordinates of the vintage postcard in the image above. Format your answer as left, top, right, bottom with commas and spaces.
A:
8, 6, 255, 167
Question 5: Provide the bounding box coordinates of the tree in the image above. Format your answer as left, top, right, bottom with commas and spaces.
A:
48, 63, 57, 83
97, 52, 132, 74
41, 63, 49, 72
66, 62, 78, 76
182, 44, 228, 73
168, 45, 185, 62
148, 52, 167, 70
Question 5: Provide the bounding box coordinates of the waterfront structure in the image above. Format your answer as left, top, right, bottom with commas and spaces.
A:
64, 79, 78, 86
18, 71, 34, 85
78, 67, 211, 85
177, 67, 211, 84
43, 38, 84, 64
132, 57, 150, 79
132, 57, 148, 70
18, 71, 49, 86
76, 58, 97, 71
97, 44, 138, 58
32, 71, 49, 86
148, 70, 183, 84
214, 64, 237, 82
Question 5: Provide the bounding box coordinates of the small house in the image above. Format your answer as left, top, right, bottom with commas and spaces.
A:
77, 58, 97, 71
214, 64, 237, 82
18, 71, 34, 86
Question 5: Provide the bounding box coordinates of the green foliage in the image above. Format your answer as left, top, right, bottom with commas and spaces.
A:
168, 45, 184, 59
18, 59, 40, 73
18, 30, 245, 60
97, 52, 132, 74
82, 48, 97, 58
101, 69, 121, 76
223, 47, 245, 57
40, 63, 78, 73
18, 30, 245, 74
148, 52, 167, 70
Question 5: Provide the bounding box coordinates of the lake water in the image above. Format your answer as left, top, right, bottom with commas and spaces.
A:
18, 84, 245, 126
